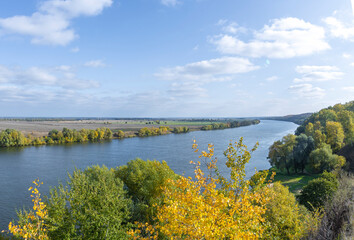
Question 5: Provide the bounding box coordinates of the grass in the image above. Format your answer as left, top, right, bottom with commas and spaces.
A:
271, 172, 319, 195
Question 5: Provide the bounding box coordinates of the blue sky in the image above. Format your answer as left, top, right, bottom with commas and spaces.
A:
0, 0, 353, 117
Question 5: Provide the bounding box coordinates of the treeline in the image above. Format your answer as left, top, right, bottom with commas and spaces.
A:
6, 140, 321, 240
0, 127, 112, 147
138, 126, 172, 137
268, 101, 353, 175
201, 119, 260, 130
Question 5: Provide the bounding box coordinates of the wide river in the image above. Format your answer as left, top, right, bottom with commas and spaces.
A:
0, 120, 297, 230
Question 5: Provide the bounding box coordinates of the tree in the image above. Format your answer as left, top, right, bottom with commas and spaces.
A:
293, 134, 315, 173
129, 139, 271, 239
262, 182, 316, 240
116, 158, 176, 223
337, 110, 354, 143
116, 130, 125, 138
268, 134, 296, 174
45, 166, 131, 240
308, 144, 346, 173
7, 179, 48, 240
313, 129, 326, 148
326, 121, 345, 152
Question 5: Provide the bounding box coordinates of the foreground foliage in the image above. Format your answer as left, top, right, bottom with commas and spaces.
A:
6, 179, 48, 240
129, 138, 314, 239
7, 139, 320, 240
45, 166, 131, 240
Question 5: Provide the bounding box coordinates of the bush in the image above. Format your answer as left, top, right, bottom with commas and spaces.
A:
298, 174, 338, 210
262, 182, 316, 239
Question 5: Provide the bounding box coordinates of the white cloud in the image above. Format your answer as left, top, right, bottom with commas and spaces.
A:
323, 17, 354, 41
266, 76, 278, 82
0, 0, 113, 45
84, 60, 106, 68
168, 82, 208, 98
217, 20, 247, 34
161, 0, 181, 7
342, 86, 354, 92
212, 17, 330, 58
289, 83, 325, 99
343, 53, 351, 58
0, 64, 99, 89
155, 57, 259, 82
294, 65, 343, 83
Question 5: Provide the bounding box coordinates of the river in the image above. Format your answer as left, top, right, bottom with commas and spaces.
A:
0, 120, 297, 230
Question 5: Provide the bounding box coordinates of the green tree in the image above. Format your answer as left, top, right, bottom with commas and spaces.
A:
308, 144, 346, 173
45, 166, 131, 240
268, 134, 296, 174
293, 134, 315, 173
116, 158, 176, 223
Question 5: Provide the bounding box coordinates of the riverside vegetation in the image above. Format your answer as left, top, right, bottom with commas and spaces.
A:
0, 119, 260, 148
267, 101, 354, 239
2, 102, 353, 239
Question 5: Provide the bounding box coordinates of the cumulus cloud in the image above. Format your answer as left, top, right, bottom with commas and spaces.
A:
155, 57, 259, 82
161, 0, 181, 7
289, 84, 325, 99
212, 17, 330, 58
84, 60, 106, 68
294, 65, 343, 83
0, 0, 113, 45
323, 17, 354, 41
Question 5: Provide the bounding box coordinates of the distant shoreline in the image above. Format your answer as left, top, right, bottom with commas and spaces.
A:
0, 119, 260, 148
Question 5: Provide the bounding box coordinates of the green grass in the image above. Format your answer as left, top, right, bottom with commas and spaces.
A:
271, 172, 319, 195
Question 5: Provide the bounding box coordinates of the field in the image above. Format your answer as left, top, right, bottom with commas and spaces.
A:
272, 172, 319, 195
0, 119, 219, 137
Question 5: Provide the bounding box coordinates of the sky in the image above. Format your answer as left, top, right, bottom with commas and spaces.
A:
0, 0, 353, 117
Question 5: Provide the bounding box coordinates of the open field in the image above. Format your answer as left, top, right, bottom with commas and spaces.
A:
0, 119, 219, 137
272, 172, 319, 195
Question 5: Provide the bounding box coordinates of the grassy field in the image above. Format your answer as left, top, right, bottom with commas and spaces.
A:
272, 172, 319, 195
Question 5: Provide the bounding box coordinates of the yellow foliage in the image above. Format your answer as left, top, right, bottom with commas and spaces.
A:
129, 138, 271, 239
7, 179, 48, 240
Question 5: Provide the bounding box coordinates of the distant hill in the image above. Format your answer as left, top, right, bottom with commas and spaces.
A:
259, 113, 312, 125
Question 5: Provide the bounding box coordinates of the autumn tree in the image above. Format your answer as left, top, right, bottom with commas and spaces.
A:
129, 138, 272, 239
326, 121, 345, 152
7, 179, 48, 240
262, 182, 316, 239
